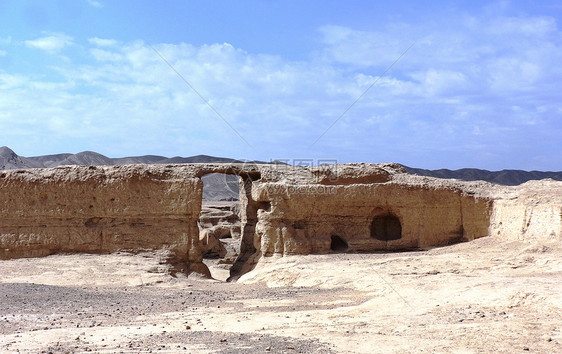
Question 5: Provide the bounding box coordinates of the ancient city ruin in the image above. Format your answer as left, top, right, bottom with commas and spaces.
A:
1, 163, 561, 280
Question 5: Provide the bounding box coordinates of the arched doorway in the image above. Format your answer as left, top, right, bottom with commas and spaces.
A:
198, 173, 241, 280
196, 166, 263, 281
370, 214, 402, 241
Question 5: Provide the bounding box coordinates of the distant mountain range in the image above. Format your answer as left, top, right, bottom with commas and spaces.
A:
1, 146, 561, 187
402, 166, 562, 186
0, 146, 246, 170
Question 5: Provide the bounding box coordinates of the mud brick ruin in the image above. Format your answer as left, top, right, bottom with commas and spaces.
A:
1, 163, 561, 279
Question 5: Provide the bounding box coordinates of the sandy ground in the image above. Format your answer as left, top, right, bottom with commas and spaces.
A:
1, 236, 561, 353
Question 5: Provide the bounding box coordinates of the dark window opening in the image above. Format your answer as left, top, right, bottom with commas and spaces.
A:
330, 235, 349, 252
370, 214, 402, 241
257, 201, 271, 212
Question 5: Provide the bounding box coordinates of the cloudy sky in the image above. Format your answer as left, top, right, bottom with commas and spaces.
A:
1, 0, 561, 170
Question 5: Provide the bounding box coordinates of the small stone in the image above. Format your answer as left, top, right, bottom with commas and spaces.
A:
523, 347, 530, 351
265, 347, 271, 351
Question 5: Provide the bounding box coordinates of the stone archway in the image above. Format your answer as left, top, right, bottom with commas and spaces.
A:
198, 173, 241, 267
194, 165, 262, 281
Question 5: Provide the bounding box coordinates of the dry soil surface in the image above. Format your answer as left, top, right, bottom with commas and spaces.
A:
1, 236, 561, 353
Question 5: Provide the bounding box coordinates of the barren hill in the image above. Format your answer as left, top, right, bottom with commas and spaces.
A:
404, 166, 562, 186
2, 147, 247, 169
0, 146, 43, 170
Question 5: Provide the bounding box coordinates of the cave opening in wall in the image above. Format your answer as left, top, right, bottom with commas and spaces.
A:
198, 173, 242, 280
330, 235, 349, 252
370, 214, 402, 241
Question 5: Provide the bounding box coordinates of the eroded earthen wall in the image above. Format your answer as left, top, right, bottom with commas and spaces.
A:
489, 180, 562, 242
251, 182, 493, 257
0, 166, 203, 268
2, 163, 560, 279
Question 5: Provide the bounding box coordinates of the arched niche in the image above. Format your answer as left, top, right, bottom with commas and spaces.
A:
370, 214, 402, 241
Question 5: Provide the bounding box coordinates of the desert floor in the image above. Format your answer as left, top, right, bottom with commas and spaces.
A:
1, 236, 561, 353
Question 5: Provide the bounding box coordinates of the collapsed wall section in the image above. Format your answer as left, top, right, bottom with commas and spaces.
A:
0, 165, 204, 270
489, 180, 562, 242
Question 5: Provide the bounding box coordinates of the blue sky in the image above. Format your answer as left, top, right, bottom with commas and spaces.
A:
1, 0, 561, 170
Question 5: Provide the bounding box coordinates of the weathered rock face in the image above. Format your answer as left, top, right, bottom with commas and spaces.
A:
243, 164, 494, 267
489, 180, 562, 242
252, 182, 492, 257
1, 162, 560, 279
0, 165, 203, 273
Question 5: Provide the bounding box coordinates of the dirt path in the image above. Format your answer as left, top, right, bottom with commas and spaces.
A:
1, 237, 561, 353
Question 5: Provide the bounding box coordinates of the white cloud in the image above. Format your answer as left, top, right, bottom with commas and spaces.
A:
488, 58, 542, 91
88, 37, 118, 47
90, 48, 123, 61
319, 25, 409, 68
0, 73, 29, 89
87, 0, 103, 8
487, 15, 557, 36
24, 33, 73, 52
408, 69, 467, 96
